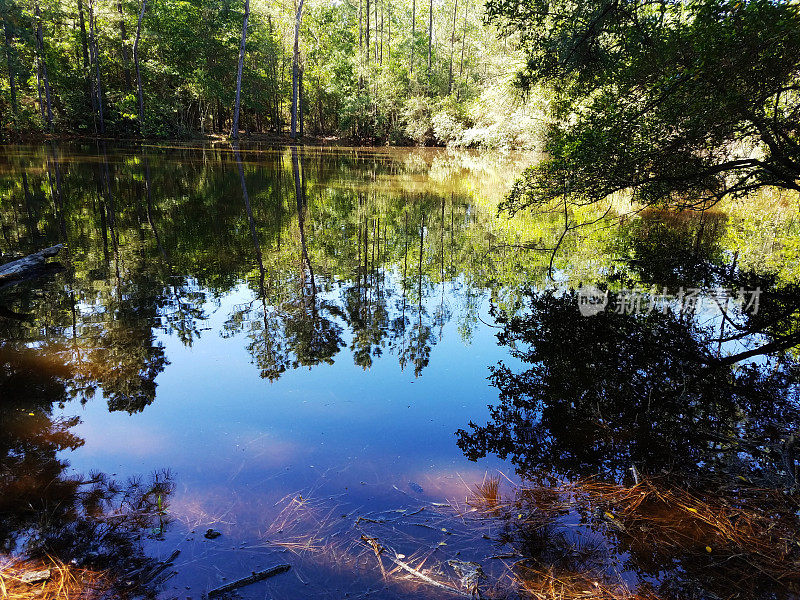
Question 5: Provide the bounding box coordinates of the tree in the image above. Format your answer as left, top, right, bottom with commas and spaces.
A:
87, 0, 104, 133
3, 18, 18, 122
133, 0, 147, 131
230, 0, 250, 139
290, 0, 304, 138
426, 0, 432, 81
489, 0, 800, 214
33, 0, 53, 129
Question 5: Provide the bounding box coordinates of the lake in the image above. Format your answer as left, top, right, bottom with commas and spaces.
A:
1, 143, 799, 600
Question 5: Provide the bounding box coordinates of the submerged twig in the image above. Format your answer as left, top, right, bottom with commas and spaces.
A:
207, 564, 291, 597
359, 535, 474, 598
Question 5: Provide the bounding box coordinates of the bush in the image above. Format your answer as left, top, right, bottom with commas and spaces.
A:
401, 96, 434, 145
431, 98, 468, 145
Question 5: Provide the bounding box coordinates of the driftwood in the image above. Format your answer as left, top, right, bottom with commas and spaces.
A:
207, 564, 291, 598
0, 244, 64, 291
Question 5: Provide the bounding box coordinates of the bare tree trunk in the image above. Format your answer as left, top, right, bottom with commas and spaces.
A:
230, 0, 250, 139
365, 0, 370, 64
290, 0, 304, 138
3, 22, 18, 119
267, 15, 280, 132
279, 45, 285, 132
410, 0, 415, 75
387, 0, 391, 62
134, 0, 147, 132
77, 0, 96, 119
77, 0, 89, 68
317, 74, 323, 132
88, 0, 104, 134
34, 41, 45, 123
32, 5, 49, 126
298, 65, 303, 137
116, 0, 132, 89
427, 0, 433, 83
448, 0, 457, 94
36, 7, 53, 130
459, 0, 467, 78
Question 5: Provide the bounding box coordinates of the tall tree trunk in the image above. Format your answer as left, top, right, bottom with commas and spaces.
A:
298, 65, 303, 137
77, 0, 89, 68
290, 0, 304, 138
317, 75, 323, 132
279, 44, 285, 131
267, 15, 280, 132
387, 0, 391, 62
134, 0, 146, 132
116, 0, 132, 89
33, 11, 46, 124
410, 0, 415, 75
88, 0, 104, 134
230, 0, 250, 139
77, 0, 96, 118
365, 0, 370, 64
3, 22, 18, 120
459, 0, 467, 78
448, 0, 457, 94
37, 26, 56, 130
427, 0, 433, 83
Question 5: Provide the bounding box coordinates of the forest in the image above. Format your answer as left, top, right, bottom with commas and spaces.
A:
0, 0, 540, 145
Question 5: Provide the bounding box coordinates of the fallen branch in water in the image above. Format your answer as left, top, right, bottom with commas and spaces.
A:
359, 535, 473, 598
0, 244, 64, 291
207, 564, 291, 597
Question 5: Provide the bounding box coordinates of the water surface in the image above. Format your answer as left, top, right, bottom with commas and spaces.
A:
1, 143, 799, 599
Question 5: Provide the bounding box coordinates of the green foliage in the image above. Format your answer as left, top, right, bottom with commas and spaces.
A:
489, 0, 800, 213
0, 0, 539, 143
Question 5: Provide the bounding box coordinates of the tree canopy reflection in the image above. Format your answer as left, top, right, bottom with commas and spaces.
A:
457, 285, 800, 487
0, 329, 174, 590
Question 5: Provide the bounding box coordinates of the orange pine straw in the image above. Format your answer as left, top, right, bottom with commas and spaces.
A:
463, 475, 800, 599
0, 556, 112, 600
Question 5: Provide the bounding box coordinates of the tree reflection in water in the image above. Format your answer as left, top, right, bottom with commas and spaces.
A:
1, 144, 799, 597
458, 269, 800, 598
0, 339, 175, 593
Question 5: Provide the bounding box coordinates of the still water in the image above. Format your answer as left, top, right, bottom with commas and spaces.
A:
1, 143, 799, 599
